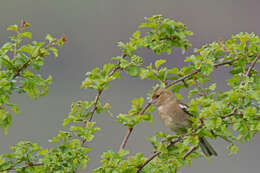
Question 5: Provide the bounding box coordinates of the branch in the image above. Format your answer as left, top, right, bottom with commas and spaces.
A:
136, 137, 180, 173
193, 76, 207, 97
166, 70, 199, 88
6, 162, 43, 171
119, 127, 133, 151
88, 90, 102, 122
86, 62, 122, 123
80, 55, 125, 146
13, 58, 32, 78
213, 59, 236, 68
221, 109, 238, 119
136, 151, 160, 173
12, 40, 62, 79
245, 55, 259, 77
118, 102, 152, 150
184, 146, 198, 159
165, 59, 236, 88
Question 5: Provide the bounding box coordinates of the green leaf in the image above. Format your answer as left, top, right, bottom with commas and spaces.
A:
209, 83, 216, 91
168, 67, 179, 74
139, 68, 148, 79
205, 117, 222, 129
132, 97, 144, 108
49, 47, 58, 58
155, 59, 166, 69
18, 32, 32, 39
7, 25, 18, 32
45, 34, 55, 42
132, 30, 141, 39
201, 63, 214, 75
142, 113, 153, 124
118, 149, 130, 157
243, 107, 257, 119
38, 148, 49, 155
227, 144, 239, 155
174, 93, 183, 100
0, 57, 15, 70
11, 105, 19, 114
125, 65, 139, 77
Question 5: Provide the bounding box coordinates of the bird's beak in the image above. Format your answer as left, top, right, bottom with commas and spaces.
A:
148, 99, 155, 105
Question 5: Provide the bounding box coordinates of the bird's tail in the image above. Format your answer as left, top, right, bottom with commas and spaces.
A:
199, 137, 217, 157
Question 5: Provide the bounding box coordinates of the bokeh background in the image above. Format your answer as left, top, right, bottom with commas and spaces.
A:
0, 0, 259, 172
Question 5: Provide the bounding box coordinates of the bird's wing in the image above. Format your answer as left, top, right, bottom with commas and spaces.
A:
178, 101, 194, 117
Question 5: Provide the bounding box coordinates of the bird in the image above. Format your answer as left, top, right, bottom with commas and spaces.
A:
151, 86, 217, 157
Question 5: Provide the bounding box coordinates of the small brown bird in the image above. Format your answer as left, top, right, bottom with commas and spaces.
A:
151, 87, 217, 157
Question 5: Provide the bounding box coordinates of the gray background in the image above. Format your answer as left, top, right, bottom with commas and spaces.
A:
0, 0, 259, 173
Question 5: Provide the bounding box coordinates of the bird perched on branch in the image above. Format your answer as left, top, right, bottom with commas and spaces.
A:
151, 87, 217, 157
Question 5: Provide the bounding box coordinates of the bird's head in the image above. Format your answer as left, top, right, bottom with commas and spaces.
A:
151, 87, 174, 106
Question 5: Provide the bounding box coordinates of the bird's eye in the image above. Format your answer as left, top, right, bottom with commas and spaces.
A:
155, 94, 160, 99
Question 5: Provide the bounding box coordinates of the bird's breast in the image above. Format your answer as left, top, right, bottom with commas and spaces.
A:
158, 105, 190, 133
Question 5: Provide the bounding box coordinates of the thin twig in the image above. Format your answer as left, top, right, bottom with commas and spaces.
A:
80, 55, 126, 146
221, 109, 237, 119
119, 127, 133, 151
166, 70, 199, 88
213, 59, 236, 68
245, 55, 259, 77
136, 151, 160, 173
12, 40, 60, 79
87, 64, 122, 122
80, 68, 119, 145
136, 137, 182, 173
13, 59, 31, 78
193, 76, 207, 97
12, 21, 25, 61
166, 59, 235, 88
118, 102, 152, 150
184, 146, 198, 159
88, 90, 102, 122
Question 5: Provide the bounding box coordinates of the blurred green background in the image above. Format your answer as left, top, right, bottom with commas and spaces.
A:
0, 0, 259, 172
